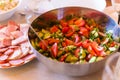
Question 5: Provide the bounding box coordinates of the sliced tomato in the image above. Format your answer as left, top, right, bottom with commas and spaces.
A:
47, 38, 59, 45
50, 25, 58, 33
74, 18, 85, 27
60, 20, 68, 27
39, 40, 48, 50
87, 45, 97, 56
65, 39, 74, 45
82, 40, 90, 49
62, 42, 67, 47
68, 18, 77, 25
51, 43, 58, 58
62, 26, 70, 34
110, 42, 116, 47
91, 42, 105, 56
79, 27, 89, 37
59, 54, 67, 62
74, 41, 82, 47
65, 31, 74, 37
65, 26, 75, 37
74, 48, 80, 58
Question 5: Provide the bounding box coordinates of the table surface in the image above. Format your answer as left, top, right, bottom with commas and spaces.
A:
0, 0, 115, 80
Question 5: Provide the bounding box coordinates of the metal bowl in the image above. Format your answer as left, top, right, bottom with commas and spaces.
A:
28, 7, 119, 76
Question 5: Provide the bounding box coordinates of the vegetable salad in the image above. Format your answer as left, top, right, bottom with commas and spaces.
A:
30, 15, 119, 64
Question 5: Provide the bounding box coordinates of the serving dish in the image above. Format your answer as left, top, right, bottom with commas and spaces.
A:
28, 7, 119, 76
0, 21, 36, 68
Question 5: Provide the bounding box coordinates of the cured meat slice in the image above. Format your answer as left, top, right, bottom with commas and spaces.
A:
4, 49, 14, 55
23, 54, 36, 63
7, 21, 19, 32
0, 63, 10, 68
9, 59, 24, 66
11, 35, 28, 46
11, 30, 23, 39
0, 54, 8, 61
20, 24, 29, 34
0, 38, 12, 48
0, 47, 8, 53
8, 47, 22, 60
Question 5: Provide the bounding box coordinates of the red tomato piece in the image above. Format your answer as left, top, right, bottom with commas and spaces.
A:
91, 42, 106, 56
82, 40, 90, 49
65, 31, 74, 37
51, 43, 58, 58
60, 20, 68, 27
47, 38, 59, 45
62, 42, 67, 47
50, 25, 58, 33
79, 27, 89, 37
74, 41, 82, 47
62, 27, 70, 34
87, 45, 97, 56
39, 40, 48, 50
59, 54, 67, 62
74, 19, 85, 27
65, 39, 74, 45
74, 48, 80, 58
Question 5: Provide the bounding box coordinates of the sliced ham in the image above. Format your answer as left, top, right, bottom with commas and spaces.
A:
8, 45, 19, 49
0, 63, 10, 68
0, 54, 8, 61
20, 24, 29, 34
11, 35, 28, 46
8, 47, 22, 60
0, 38, 12, 48
0, 27, 13, 39
29, 48, 34, 54
4, 49, 14, 55
0, 60, 6, 64
0, 24, 5, 29
0, 21, 35, 68
23, 54, 36, 63
0, 32, 9, 39
0, 47, 8, 53
7, 20, 19, 32
9, 59, 24, 66
11, 30, 23, 39
20, 43, 30, 58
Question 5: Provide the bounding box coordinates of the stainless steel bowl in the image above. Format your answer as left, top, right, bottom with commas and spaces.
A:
28, 7, 119, 76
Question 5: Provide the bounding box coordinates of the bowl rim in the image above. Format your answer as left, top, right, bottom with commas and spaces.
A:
0, 0, 21, 14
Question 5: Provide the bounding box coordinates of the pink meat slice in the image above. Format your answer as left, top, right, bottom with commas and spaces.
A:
20, 24, 29, 34
0, 47, 8, 53
0, 38, 12, 48
8, 47, 22, 60
8, 45, 19, 49
7, 21, 19, 32
9, 59, 24, 66
0, 63, 10, 68
4, 49, 14, 55
11, 30, 23, 39
20, 42, 30, 58
23, 54, 36, 63
0, 54, 8, 61
12, 35, 28, 46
